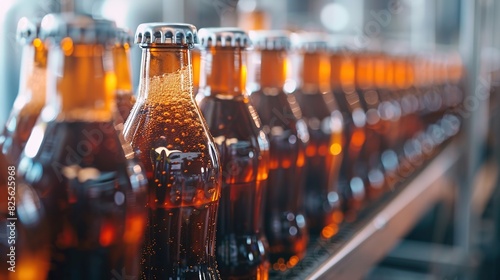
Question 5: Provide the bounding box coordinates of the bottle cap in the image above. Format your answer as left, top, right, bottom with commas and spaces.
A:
135, 23, 198, 48
116, 28, 133, 47
248, 30, 291, 50
198, 27, 251, 48
40, 13, 117, 45
291, 32, 329, 52
17, 17, 41, 45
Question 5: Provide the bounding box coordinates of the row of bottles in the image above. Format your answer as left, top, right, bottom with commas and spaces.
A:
0, 12, 463, 280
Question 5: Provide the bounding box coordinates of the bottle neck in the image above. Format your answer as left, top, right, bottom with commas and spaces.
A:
112, 45, 133, 94
355, 54, 374, 90
259, 50, 288, 89
137, 47, 193, 104
330, 53, 355, 92
199, 47, 246, 97
45, 43, 116, 122
15, 41, 47, 108
300, 51, 330, 93
394, 58, 408, 89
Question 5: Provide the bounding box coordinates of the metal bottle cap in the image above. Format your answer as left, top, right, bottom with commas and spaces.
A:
17, 17, 41, 45
135, 23, 198, 48
198, 27, 251, 48
40, 13, 117, 44
248, 30, 291, 50
116, 28, 133, 47
291, 32, 329, 52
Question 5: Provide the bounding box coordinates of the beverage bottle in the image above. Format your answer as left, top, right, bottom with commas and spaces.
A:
113, 28, 136, 121
290, 34, 344, 238
196, 27, 270, 280
329, 46, 366, 221
247, 30, 309, 269
16, 13, 148, 279
1, 18, 46, 279
124, 23, 222, 279
0, 17, 47, 163
353, 50, 387, 199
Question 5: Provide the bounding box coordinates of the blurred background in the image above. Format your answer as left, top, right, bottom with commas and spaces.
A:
2, 0, 500, 279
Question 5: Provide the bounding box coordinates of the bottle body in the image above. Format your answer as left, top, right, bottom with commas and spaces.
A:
250, 88, 309, 266
18, 121, 147, 279
294, 90, 344, 237
124, 47, 221, 279
199, 96, 270, 279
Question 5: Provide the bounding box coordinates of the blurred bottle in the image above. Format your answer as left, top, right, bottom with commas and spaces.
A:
16, 13, 148, 279
290, 34, 343, 238
329, 46, 366, 221
247, 30, 309, 269
113, 28, 136, 121
124, 23, 222, 279
197, 27, 270, 280
353, 50, 387, 199
0, 17, 46, 163
237, 0, 271, 31
0, 18, 47, 279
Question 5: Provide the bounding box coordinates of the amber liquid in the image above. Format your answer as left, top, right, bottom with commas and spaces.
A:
16, 121, 147, 280
116, 91, 136, 122
293, 90, 343, 235
198, 96, 269, 279
124, 69, 221, 280
250, 89, 308, 266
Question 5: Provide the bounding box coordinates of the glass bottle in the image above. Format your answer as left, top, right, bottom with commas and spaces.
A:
16, 13, 148, 279
196, 27, 270, 280
247, 30, 309, 269
353, 50, 387, 199
123, 23, 222, 279
290, 34, 344, 238
329, 46, 366, 221
1, 18, 47, 279
113, 28, 136, 121
0, 17, 47, 163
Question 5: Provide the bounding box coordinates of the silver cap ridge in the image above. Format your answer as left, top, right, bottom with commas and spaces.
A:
116, 28, 133, 46
40, 13, 117, 45
198, 28, 251, 48
135, 23, 198, 48
17, 17, 40, 45
291, 32, 329, 52
248, 30, 291, 51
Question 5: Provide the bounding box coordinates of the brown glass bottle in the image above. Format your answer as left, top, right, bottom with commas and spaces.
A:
329, 48, 366, 221
353, 51, 387, 199
113, 28, 136, 121
248, 31, 309, 269
290, 34, 343, 238
15, 13, 148, 279
196, 28, 270, 280
0, 18, 47, 163
0, 18, 47, 279
123, 23, 221, 279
